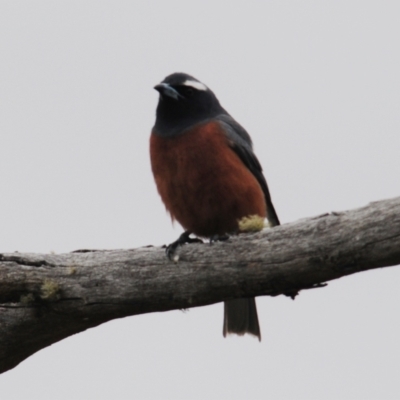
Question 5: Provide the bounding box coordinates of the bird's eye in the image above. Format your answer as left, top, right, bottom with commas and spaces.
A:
184, 87, 194, 97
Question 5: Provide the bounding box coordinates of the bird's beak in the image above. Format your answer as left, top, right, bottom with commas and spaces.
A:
154, 83, 182, 100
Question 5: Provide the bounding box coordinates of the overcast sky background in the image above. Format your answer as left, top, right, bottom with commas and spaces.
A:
1, 1, 399, 399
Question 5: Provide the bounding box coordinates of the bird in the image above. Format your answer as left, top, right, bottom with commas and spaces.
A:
150, 72, 280, 340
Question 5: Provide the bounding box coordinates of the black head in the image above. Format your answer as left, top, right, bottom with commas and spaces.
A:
153, 72, 227, 136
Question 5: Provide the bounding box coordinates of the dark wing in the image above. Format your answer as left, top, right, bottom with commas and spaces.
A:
216, 115, 280, 227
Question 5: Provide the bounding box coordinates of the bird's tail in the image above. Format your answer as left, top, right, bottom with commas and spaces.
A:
223, 298, 261, 341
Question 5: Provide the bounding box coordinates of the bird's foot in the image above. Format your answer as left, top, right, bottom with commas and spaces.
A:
209, 234, 230, 245
166, 231, 203, 260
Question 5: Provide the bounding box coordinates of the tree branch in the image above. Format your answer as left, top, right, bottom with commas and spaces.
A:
1, 196, 400, 373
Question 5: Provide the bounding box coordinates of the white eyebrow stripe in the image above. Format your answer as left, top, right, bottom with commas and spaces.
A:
183, 80, 208, 91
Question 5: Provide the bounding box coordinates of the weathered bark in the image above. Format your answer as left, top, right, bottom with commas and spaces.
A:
0, 196, 399, 373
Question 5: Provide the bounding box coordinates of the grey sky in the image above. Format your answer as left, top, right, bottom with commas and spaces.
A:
1, 1, 399, 399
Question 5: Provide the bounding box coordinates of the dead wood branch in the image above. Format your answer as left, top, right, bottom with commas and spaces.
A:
0, 196, 399, 373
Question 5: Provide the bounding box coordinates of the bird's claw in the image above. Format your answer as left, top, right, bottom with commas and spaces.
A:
209, 234, 230, 245
166, 231, 203, 260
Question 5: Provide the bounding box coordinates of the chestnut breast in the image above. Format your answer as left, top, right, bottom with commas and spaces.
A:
150, 121, 266, 237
